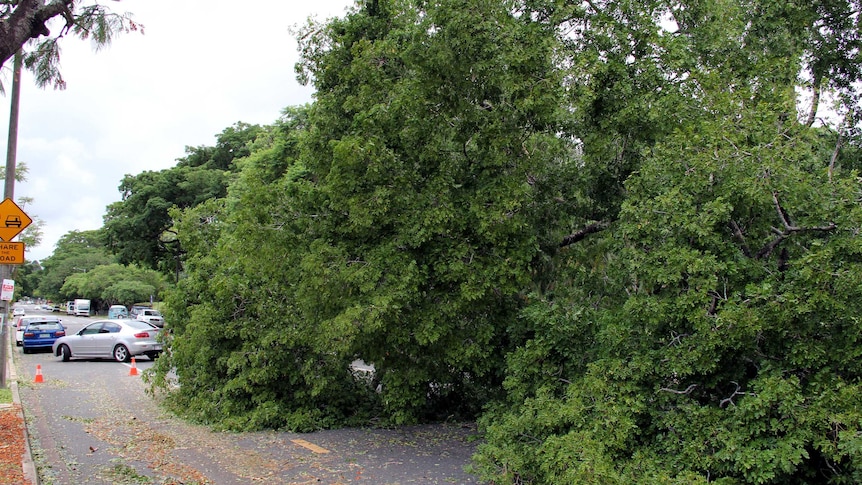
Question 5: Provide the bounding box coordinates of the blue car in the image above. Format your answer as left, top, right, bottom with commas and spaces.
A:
22, 321, 67, 353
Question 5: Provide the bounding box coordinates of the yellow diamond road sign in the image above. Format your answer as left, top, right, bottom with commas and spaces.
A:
0, 198, 32, 242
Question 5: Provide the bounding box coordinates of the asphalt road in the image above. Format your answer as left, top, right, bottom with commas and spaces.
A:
11, 305, 484, 485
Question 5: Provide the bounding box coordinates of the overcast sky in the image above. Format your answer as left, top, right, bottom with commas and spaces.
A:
0, 0, 355, 262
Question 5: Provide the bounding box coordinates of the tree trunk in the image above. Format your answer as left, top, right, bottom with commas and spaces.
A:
0, 0, 71, 70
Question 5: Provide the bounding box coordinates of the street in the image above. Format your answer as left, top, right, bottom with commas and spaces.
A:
10, 304, 483, 484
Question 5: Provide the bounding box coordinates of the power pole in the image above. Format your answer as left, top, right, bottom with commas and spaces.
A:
0, 50, 22, 388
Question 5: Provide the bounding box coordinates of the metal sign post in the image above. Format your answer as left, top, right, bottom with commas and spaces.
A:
0, 309, 5, 388
0, 278, 13, 387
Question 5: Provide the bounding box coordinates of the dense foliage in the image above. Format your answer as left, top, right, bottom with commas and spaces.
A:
131, 0, 862, 483
36, 230, 115, 300
30, 229, 164, 309
103, 123, 262, 276
473, 1, 862, 484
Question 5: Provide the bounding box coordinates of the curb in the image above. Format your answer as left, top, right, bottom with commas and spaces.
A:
6, 331, 39, 484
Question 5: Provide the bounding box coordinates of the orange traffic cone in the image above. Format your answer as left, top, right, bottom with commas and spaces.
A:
33, 364, 43, 383
129, 357, 138, 376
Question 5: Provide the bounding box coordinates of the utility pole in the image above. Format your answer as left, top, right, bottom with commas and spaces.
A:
5, 50, 20, 198
0, 50, 22, 388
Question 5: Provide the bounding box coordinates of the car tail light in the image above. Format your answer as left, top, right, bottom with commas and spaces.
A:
23, 332, 34, 338
134, 332, 151, 338
56, 331, 65, 337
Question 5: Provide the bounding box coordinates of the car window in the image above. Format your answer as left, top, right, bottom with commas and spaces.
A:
28, 323, 63, 331
102, 323, 122, 333
81, 323, 103, 335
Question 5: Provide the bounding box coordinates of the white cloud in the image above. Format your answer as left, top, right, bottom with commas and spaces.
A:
0, 0, 355, 262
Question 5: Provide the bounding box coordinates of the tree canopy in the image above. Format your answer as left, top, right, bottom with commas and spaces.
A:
79, 0, 862, 482
33, 229, 167, 310
36, 229, 114, 301
103, 122, 263, 275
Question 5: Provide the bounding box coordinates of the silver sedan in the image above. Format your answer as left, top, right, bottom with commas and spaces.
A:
53, 319, 162, 362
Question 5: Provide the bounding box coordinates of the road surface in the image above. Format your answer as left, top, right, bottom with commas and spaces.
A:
11, 305, 483, 484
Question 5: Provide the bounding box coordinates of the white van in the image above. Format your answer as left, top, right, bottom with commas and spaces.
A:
73, 299, 91, 317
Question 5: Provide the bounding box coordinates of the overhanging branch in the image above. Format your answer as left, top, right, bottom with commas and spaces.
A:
755, 192, 836, 260
560, 221, 609, 248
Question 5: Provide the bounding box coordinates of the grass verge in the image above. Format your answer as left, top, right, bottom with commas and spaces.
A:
0, 386, 11, 404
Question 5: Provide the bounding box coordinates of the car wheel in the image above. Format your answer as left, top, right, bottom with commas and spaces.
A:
59, 344, 71, 362
16, 341, 21, 347
113, 344, 130, 362
22, 347, 30, 354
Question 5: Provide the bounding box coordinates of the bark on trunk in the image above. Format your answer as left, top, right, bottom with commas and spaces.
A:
0, 0, 72, 70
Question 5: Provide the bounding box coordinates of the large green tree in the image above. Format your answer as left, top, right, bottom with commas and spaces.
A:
13, 259, 42, 298
61, 263, 166, 308
152, 109, 369, 431
292, 0, 571, 423
103, 122, 263, 276
152, 0, 572, 428
36, 229, 114, 302
148, 0, 862, 482
474, 0, 862, 483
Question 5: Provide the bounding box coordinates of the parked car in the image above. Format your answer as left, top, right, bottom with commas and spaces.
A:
129, 305, 150, 319
53, 319, 162, 362
14, 316, 24, 346
15, 316, 63, 347
136, 309, 164, 328
22, 320, 66, 354
12, 307, 25, 317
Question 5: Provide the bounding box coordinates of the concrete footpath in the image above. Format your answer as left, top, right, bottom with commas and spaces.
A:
3, 330, 38, 484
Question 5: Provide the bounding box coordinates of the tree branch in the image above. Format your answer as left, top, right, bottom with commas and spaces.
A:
730, 220, 752, 257
560, 221, 609, 248
772, 191, 793, 229
754, 192, 836, 260
805, 75, 821, 128
828, 134, 843, 183
0, 0, 74, 69
719, 381, 752, 408
660, 384, 698, 395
